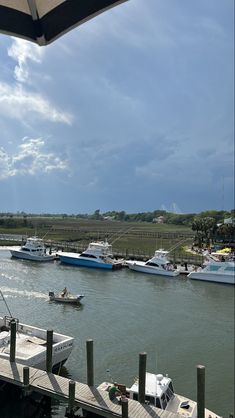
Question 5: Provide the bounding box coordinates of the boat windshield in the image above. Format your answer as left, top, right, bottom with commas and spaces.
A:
208, 265, 220, 271
80, 253, 97, 259
146, 262, 159, 267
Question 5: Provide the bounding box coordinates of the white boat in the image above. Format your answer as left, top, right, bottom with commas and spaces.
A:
98, 372, 219, 418
126, 249, 179, 277
187, 260, 235, 285
49, 291, 84, 304
58, 241, 123, 270
10, 236, 55, 262
0, 315, 74, 371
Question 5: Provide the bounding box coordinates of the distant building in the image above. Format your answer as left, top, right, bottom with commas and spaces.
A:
224, 217, 234, 225
152, 216, 164, 224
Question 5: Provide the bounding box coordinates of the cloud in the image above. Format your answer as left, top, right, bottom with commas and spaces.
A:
0, 82, 73, 125
0, 38, 73, 126
8, 38, 44, 83
0, 137, 69, 180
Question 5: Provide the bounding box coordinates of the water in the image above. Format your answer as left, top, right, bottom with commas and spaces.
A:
0, 248, 234, 417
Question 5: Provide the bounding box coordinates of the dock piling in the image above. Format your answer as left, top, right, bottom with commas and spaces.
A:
46, 330, 53, 373
197, 364, 205, 418
10, 320, 16, 362
121, 396, 128, 418
138, 352, 147, 404
86, 339, 94, 386
65, 380, 76, 417
23, 366, 30, 395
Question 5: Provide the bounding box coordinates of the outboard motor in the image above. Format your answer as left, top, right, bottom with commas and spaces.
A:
49, 292, 55, 299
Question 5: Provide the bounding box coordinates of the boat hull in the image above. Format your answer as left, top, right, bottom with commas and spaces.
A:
10, 250, 55, 262
188, 272, 234, 285
59, 254, 114, 269
127, 262, 179, 277
0, 317, 74, 371
49, 295, 84, 304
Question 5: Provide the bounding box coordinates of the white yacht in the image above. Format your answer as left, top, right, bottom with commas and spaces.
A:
58, 241, 123, 270
188, 260, 235, 285
126, 249, 179, 277
10, 236, 55, 262
0, 315, 74, 370
98, 372, 220, 418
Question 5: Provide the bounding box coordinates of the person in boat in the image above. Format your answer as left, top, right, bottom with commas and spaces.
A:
61, 287, 68, 297
108, 383, 122, 401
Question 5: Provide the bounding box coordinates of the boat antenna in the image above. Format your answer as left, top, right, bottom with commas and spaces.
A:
106, 369, 114, 383
0, 289, 13, 318
168, 237, 192, 253
110, 226, 135, 245
42, 229, 51, 240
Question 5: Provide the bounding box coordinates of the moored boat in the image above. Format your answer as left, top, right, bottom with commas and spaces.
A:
58, 241, 123, 270
187, 260, 235, 285
0, 315, 74, 370
126, 249, 179, 277
0, 290, 74, 371
98, 371, 220, 417
10, 236, 55, 262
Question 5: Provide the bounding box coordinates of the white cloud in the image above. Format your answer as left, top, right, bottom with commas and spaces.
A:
0, 138, 68, 180
8, 38, 44, 83
0, 82, 73, 124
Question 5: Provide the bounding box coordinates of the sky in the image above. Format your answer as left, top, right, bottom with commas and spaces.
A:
0, 0, 234, 215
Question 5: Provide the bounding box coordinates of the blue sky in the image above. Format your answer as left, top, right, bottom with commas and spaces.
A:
0, 0, 234, 214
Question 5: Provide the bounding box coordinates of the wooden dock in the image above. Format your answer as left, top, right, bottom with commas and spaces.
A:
0, 358, 181, 418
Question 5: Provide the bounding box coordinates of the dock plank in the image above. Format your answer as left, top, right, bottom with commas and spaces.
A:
0, 359, 182, 418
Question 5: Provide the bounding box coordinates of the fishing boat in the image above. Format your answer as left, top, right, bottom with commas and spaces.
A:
58, 241, 123, 270
98, 371, 220, 417
187, 260, 235, 285
126, 249, 179, 277
0, 291, 74, 371
49, 291, 84, 304
10, 236, 55, 262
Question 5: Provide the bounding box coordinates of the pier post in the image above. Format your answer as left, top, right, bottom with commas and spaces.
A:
65, 380, 76, 417
23, 366, 30, 395
10, 320, 16, 362
86, 339, 94, 386
46, 330, 53, 373
138, 352, 147, 403
121, 397, 128, 418
197, 365, 205, 418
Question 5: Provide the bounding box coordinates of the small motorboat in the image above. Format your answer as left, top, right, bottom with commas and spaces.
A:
49, 290, 85, 304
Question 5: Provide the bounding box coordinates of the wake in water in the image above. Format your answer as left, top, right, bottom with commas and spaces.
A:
0, 286, 48, 300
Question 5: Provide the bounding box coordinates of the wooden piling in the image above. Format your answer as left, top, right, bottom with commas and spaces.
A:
46, 330, 53, 373
197, 364, 205, 418
68, 380, 76, 415
138, 352, 147, 404
10, 320, 16, 362
23, 366, 29, 386
121, 396, 128, 418
86, 339, 94, 386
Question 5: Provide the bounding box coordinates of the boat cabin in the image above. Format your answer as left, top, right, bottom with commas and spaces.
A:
127, 372, 175, 409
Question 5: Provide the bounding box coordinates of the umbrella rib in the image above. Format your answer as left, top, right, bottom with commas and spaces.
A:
27, 0, 46, 45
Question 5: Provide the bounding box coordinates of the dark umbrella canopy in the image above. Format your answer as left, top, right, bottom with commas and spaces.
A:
0, 0, 127, 46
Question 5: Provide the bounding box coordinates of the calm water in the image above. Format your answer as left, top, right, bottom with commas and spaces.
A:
0, 248, 234, 417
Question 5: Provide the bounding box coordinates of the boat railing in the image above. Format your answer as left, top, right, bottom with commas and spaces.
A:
3, 315, 19, 330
